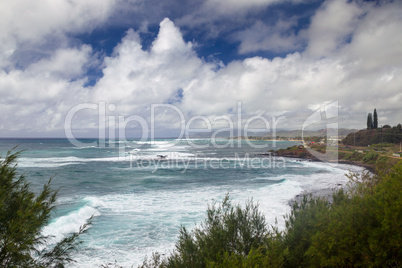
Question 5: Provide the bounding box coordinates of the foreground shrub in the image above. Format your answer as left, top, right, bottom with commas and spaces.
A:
166, 195, 274, 267
140, 195, 285, 268
305, 164, 402, 267
0, 150, 88, 267
282, 195, 331, 267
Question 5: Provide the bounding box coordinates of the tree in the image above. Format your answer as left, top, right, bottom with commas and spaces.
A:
0, 150, 89, 267
367, 113, 373, 130
373, 109, 378, 129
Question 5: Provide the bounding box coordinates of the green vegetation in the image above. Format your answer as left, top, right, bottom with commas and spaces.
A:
0, 150, 88, 267
292, 165, 401, 267
339, 151, 363, 161
139, 195, 284, 268
338, 149, 399, 172
370, 142, 394, 148
362, 151, 379, 164
235, 128, 357, 141
165, 196, 279, 267
302, 136, 324, 143
343, 125, 402, 146
367, 112, 373, 130
141, 161, 402, 267
367, 108, 378, 130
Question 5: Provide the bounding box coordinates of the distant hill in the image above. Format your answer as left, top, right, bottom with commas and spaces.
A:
342, 126, 402, 146
189, 128, 359, 139
265, 128, 359, 139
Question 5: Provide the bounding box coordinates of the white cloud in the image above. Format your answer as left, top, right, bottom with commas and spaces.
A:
91, 18, 211, 115
343, 2, 402, 74
176, 0, 306, 37
27, 46, 93, 80
173, 1, 402, 129
0, 0, 116, 68
234, 19, 304, 54
0, 46, 92, 132
305, 0, 362, 58
0, 0, 116, 135
201, 0, 313, 16
203, 0, 281, 15
0, 0, 115, 41
1, 0, 402, 136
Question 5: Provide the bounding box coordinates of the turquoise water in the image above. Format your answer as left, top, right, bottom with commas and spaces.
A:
0, 138, 362, 267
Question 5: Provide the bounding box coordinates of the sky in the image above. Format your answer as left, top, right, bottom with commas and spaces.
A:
0, 0, 401, 138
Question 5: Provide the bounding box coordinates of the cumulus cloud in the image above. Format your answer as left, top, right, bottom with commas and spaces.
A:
0, 0, 116, 136
0, 45, 92, 133
1, 0, 402, 137
0, 0, 116, 69
305, 0, 362, 58
91, 1, 402, 132
91, 18, 210, 114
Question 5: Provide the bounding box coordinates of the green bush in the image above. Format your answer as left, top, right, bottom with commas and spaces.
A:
165, 195, 273, 267
375, 155, 389, 168
338, 152, 347, 159
305, 165, 402, 267
371, 142, 394, 148
282, 195, 331, 267
0, 150, 88, 267
344, 151, 363, 161
363, 151, 379, 164
140, 195, 285, 268
298, 151, 307, 158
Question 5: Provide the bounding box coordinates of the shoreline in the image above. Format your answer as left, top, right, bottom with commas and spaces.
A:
283, 159, 368, 206
336, 160, 375, 173
256, 152, 376, 173
269, 145, 377, 173
262, 148, 375, 206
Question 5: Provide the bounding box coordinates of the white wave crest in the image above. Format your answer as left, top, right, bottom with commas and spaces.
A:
42, 201, 101, 245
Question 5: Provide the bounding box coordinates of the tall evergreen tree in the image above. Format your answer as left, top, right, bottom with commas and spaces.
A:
373, 108, 378, 129
367, 113, 373, 130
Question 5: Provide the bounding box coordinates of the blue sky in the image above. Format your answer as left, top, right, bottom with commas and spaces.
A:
76, 1, 321, 67
0, 0, 401, 137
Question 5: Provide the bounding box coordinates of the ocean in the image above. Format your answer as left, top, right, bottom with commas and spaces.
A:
0, 138, 363, 267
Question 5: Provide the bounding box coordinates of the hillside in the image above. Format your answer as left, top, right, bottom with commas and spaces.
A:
342, 126, 402, 146
190, 128, 358, 139
264, 128, 358, 139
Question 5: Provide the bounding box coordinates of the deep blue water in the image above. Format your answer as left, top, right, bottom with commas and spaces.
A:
0, 138, 362, 267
